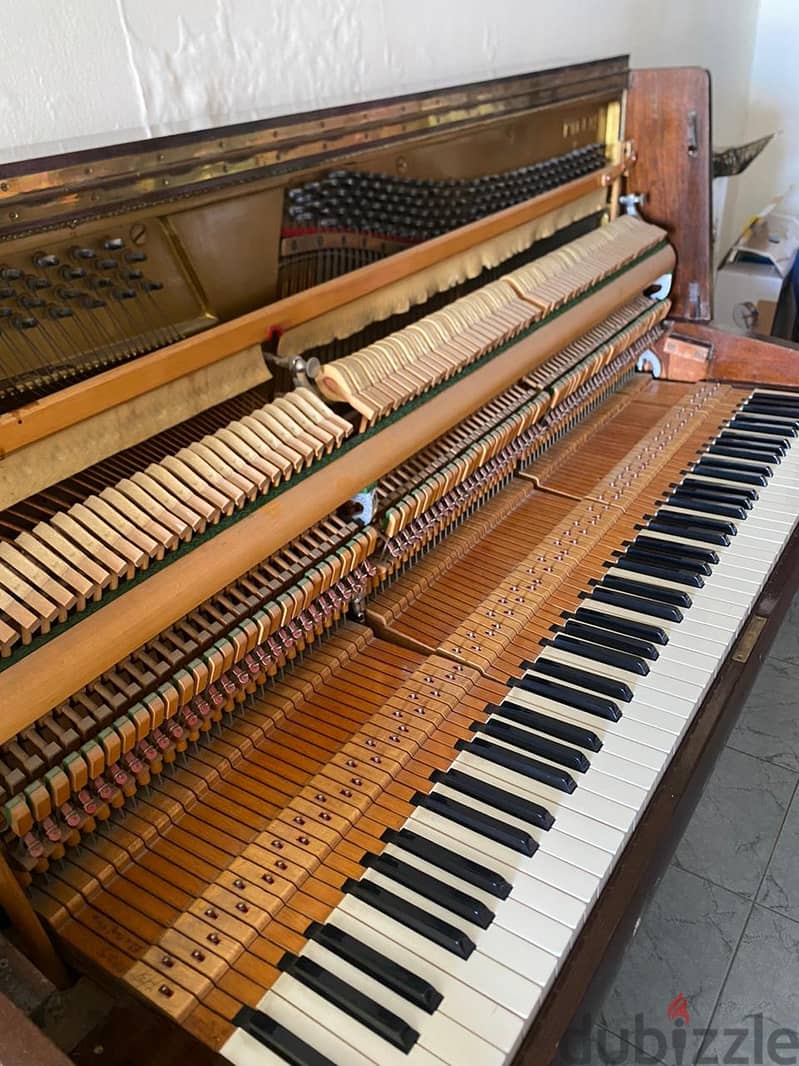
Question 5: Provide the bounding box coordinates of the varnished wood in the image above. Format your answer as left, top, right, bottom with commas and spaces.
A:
0, 163, 622, 460
626, 68, 712, 320
0, 243, 672, 740
0, 852, 68, 988
677, 321, 799, 384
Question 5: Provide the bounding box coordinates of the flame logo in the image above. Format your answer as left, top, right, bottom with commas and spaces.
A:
667, 992, 690, 1025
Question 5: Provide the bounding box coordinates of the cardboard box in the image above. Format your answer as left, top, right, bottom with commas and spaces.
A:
715, 189, 799, 333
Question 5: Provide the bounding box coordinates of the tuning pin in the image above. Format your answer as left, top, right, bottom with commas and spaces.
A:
70, 246, 97, 261
61, 265, 86, 281
0, 266, 21, 281
25, 274, 51, 290
32, 252, 59, 269
103, 237, 125, 250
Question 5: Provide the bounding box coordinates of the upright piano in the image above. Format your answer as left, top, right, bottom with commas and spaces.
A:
0, 56, 797, 1066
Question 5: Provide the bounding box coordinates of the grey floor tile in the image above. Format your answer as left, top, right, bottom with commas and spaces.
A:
758, 785, 799, 917
706, 906, 799, 1064
728, 657, 799, 772
554, 1020, 665, 1064
594, 865, 749, 1066
763, 591, 799, 664
673, 747, 796, 898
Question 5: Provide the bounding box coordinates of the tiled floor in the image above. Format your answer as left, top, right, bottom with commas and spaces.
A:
555, 593, 799, 1066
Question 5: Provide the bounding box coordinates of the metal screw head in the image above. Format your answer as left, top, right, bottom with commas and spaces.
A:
129, 223, 147, 246
396, 155, 408, 175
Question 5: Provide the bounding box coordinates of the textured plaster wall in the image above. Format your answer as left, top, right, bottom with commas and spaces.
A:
1, 0, 760, 155
0, 0, 765, 257
720, 0, 799, 255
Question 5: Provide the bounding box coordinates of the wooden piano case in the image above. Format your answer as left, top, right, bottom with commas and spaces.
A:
0, 58, 796, 1066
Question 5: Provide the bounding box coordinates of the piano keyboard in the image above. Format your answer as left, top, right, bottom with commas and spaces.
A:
15, 376, 790, 1066
220, 387, 799, 1064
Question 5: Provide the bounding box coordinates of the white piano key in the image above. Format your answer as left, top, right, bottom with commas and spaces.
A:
408, 804, 613, 885
383, 842, 584, 932
299, 940, 506, 1066
338, 893, 544, 1019
431, 775, 629, 849
361, 868, 560, 989
267, 972, 448, 1066
252, 985, 377, 1066
221, 1027, 292, 1066
399, 807, 600, 906
455, 738, 647, 816
326, 906, 524, 1054
502, 687, 674, 760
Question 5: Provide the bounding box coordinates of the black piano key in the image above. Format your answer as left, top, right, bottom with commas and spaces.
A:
529, 656, 634, 703
632, 534, 719, 565
674, 478, 757, 507
309, 922, 443, 1012
486, 699, 603, 750
508, 671, 622, 721
742, 403, 799, 420
473, 707, 592, 767
587, 585, 684, 623
716, 432, 785, 457
560, 617, 660, 660
678, 474, 760, 500
598, 574, 692, 608
695, 456, 772, 479
365, 852, 494, 929
345, 877, 475, 959
728, 413, 796, 434
234, 1006, 336, 1066
571, 606, 668, 646
707, 443, 779, 466
457, 734, 580, 797
382, 827, 512, 899
280, 954, 419, 1052
432, 766, 558, 823
644, 517, 730, 547
651, 509, 738, 537
623, 544, 712, 575
413, 790, 538, 856
692, 462, 767, 487
611, 553, 705, 587
469, 722, 581, 787
662, 492, 747, 521
547, 632, 649, 675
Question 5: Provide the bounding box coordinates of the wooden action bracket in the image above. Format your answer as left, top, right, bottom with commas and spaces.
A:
626, 68, 713, 321
653, 320, 799, 386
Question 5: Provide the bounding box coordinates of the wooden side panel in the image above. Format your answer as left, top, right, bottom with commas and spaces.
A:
676, 321, 799, 386
626, 68, 712, 320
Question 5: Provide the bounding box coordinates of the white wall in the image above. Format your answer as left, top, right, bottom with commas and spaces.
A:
721, 0, 799, 258
1, 0, 760, 157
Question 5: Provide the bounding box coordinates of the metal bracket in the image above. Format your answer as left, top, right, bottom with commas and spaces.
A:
635, 347, 662, 378
288, 355, 321, 389
349, 488, 376, 526
646, 273, 673, 301
619, 192, 646, 218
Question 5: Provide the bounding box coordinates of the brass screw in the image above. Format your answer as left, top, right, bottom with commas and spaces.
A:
396, 156, 408, 175
130, 223, 147, 246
